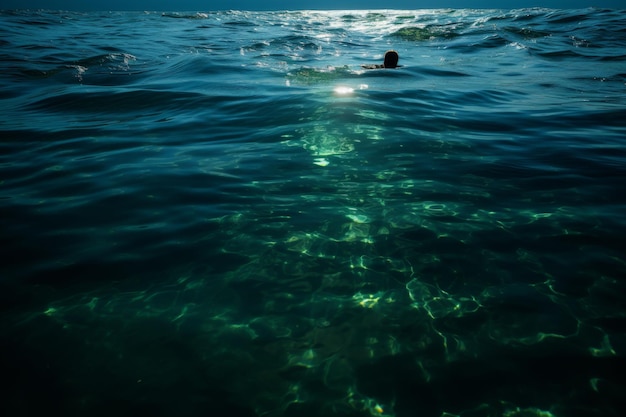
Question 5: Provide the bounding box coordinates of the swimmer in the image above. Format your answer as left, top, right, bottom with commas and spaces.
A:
362, 50, 400, 69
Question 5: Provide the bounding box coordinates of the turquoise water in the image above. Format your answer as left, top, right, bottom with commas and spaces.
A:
1, 8, 626, 417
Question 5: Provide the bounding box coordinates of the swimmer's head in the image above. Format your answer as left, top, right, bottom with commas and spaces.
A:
383, 50, 399, 68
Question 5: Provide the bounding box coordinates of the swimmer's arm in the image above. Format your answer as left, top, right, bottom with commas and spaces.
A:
360, 64, 403, 69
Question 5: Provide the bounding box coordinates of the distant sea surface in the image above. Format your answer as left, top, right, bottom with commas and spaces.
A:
1, 8, 626, 417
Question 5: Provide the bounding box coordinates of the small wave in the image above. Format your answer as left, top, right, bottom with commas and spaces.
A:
443, 33, 511, 51
503, 26, 551, 39
365, 12, 387, 21
27, 89, 209, 114
72, 52, 137, 69
287, 65, 354, 84
161, 12, 211, 19
391, 26, 434, 41
391, 25, 461, 41
13, 52, 139, 84
277, 34, 322, 48
223, 19, 258, 27
509, 9, 547, 22
534, 49, 596, 60
417, 67, 471, 77
545, 9, 593, 25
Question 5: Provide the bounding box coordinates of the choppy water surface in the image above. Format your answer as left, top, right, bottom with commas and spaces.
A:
1, 8, 626, 417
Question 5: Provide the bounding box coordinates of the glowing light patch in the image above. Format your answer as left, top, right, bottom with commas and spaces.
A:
352, 292, 382, 308
334, 86, 354, 95
44, 307, 58, 316
346, 213, 370, 223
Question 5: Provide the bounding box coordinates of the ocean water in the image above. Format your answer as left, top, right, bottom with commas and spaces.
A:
1, 7, 626, 417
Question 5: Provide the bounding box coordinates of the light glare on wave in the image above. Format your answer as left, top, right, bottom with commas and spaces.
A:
334, 86, 354, 95
334, 84, 367, 95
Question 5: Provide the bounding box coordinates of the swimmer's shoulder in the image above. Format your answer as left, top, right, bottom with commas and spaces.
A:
361, 64, 384, 69
360, 64, 403, 69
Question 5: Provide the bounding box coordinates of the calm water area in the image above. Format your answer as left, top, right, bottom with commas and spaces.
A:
1, 8, 626, 417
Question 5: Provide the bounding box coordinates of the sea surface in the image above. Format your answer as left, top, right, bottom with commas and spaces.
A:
1, 7, 626, 417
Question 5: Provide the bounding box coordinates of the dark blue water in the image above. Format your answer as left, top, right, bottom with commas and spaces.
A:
1, 8, 626, 417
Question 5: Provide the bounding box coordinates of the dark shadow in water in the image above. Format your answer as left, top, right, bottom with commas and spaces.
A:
0, 324, 66, 416
0, 315, 258, 417
355, 349, 626, 417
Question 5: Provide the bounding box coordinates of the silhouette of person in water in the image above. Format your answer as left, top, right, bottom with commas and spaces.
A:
362, 50, 400, 69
